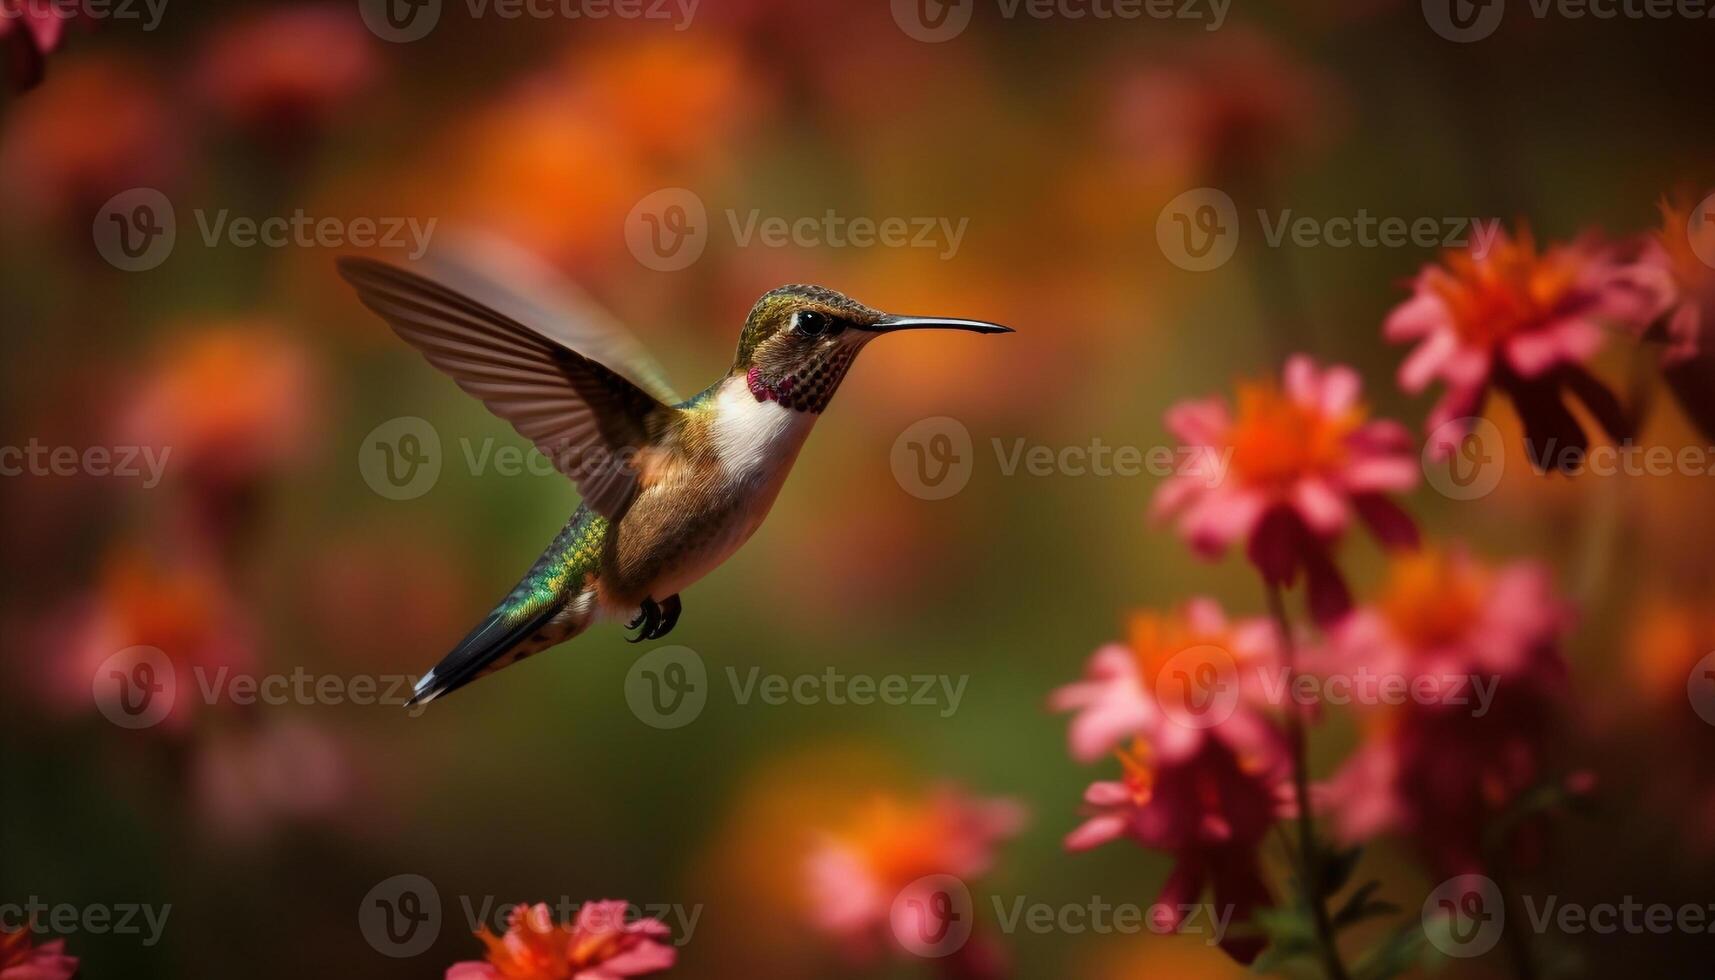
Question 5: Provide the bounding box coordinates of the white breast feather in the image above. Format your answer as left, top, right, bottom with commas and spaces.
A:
709, 377, 812, 481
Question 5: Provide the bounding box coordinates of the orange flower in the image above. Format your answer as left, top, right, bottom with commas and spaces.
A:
122, 325, 316, 487
447, 902, 675, 979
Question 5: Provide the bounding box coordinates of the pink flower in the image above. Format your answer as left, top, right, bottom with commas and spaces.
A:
1, 927, 77, 980
1066, 734, 1291, 964
1050, 598, 1280, 763
1386, 225, 1671, 471
1154, 355, 1419, 622
1321, 546, 1573, 875
446, 901, 676, 979
0, 0, 84, 91
1636, 192, 1715, 441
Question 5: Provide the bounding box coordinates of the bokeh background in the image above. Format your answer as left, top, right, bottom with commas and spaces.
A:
3, 0, 1714, 976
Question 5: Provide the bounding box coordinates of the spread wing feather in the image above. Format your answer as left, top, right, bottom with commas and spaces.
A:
337, 256, 676, 519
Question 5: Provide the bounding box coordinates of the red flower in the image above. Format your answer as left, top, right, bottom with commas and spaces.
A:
1386, 226, 1671, 471
447, 901, 676, 979
1154, 356, 1418, 622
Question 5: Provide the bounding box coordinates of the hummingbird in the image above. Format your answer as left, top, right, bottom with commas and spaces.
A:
337, 246, 1012, 706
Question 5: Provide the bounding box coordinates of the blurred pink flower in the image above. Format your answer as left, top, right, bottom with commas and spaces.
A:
1105, 29, 1342, 181
0, 927, 76, 980
43, 545, 258, 731
1637, 193, 1715, 441
447, 901, 675, 979
805, 787, 1024, 973
1321, 546, 1573, 875
193, 718, 350, 841
193, 3, 378, 141
1386, 226, 1671, 470
1066, 734, 1290, 964
1153, 355, 1419, 623
1050, 598, 1280, 764
0, 0, 83, 91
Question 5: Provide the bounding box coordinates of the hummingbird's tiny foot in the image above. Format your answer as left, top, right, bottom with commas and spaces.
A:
645, 594, 681, 640
627, 597, 661, 643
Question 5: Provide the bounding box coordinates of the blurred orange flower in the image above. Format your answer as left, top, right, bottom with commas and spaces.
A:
805, 785, 1024, 974
447, 901, 676, 979
43, 544, 258, 731
193, 3, 378, 142
0, 55, 180, 223
121, 324, 318, 490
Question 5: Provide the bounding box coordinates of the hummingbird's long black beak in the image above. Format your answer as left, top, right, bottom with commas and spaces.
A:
863, 314, 1014, 335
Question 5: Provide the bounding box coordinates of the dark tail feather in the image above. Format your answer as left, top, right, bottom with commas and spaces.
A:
407, 602, 560, 707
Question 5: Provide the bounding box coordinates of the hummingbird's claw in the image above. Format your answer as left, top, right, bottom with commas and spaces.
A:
647, 594, 682, 641
627, 597, 661, 643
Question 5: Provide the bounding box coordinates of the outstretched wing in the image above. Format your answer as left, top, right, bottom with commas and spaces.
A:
337, 256, 677, 519
419, 232, 682, 405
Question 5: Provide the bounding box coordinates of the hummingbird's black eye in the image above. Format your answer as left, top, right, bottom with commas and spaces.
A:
792, 309, 839, 337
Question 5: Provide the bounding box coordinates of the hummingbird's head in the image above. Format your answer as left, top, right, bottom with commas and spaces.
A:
733, 284, 1012, 412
